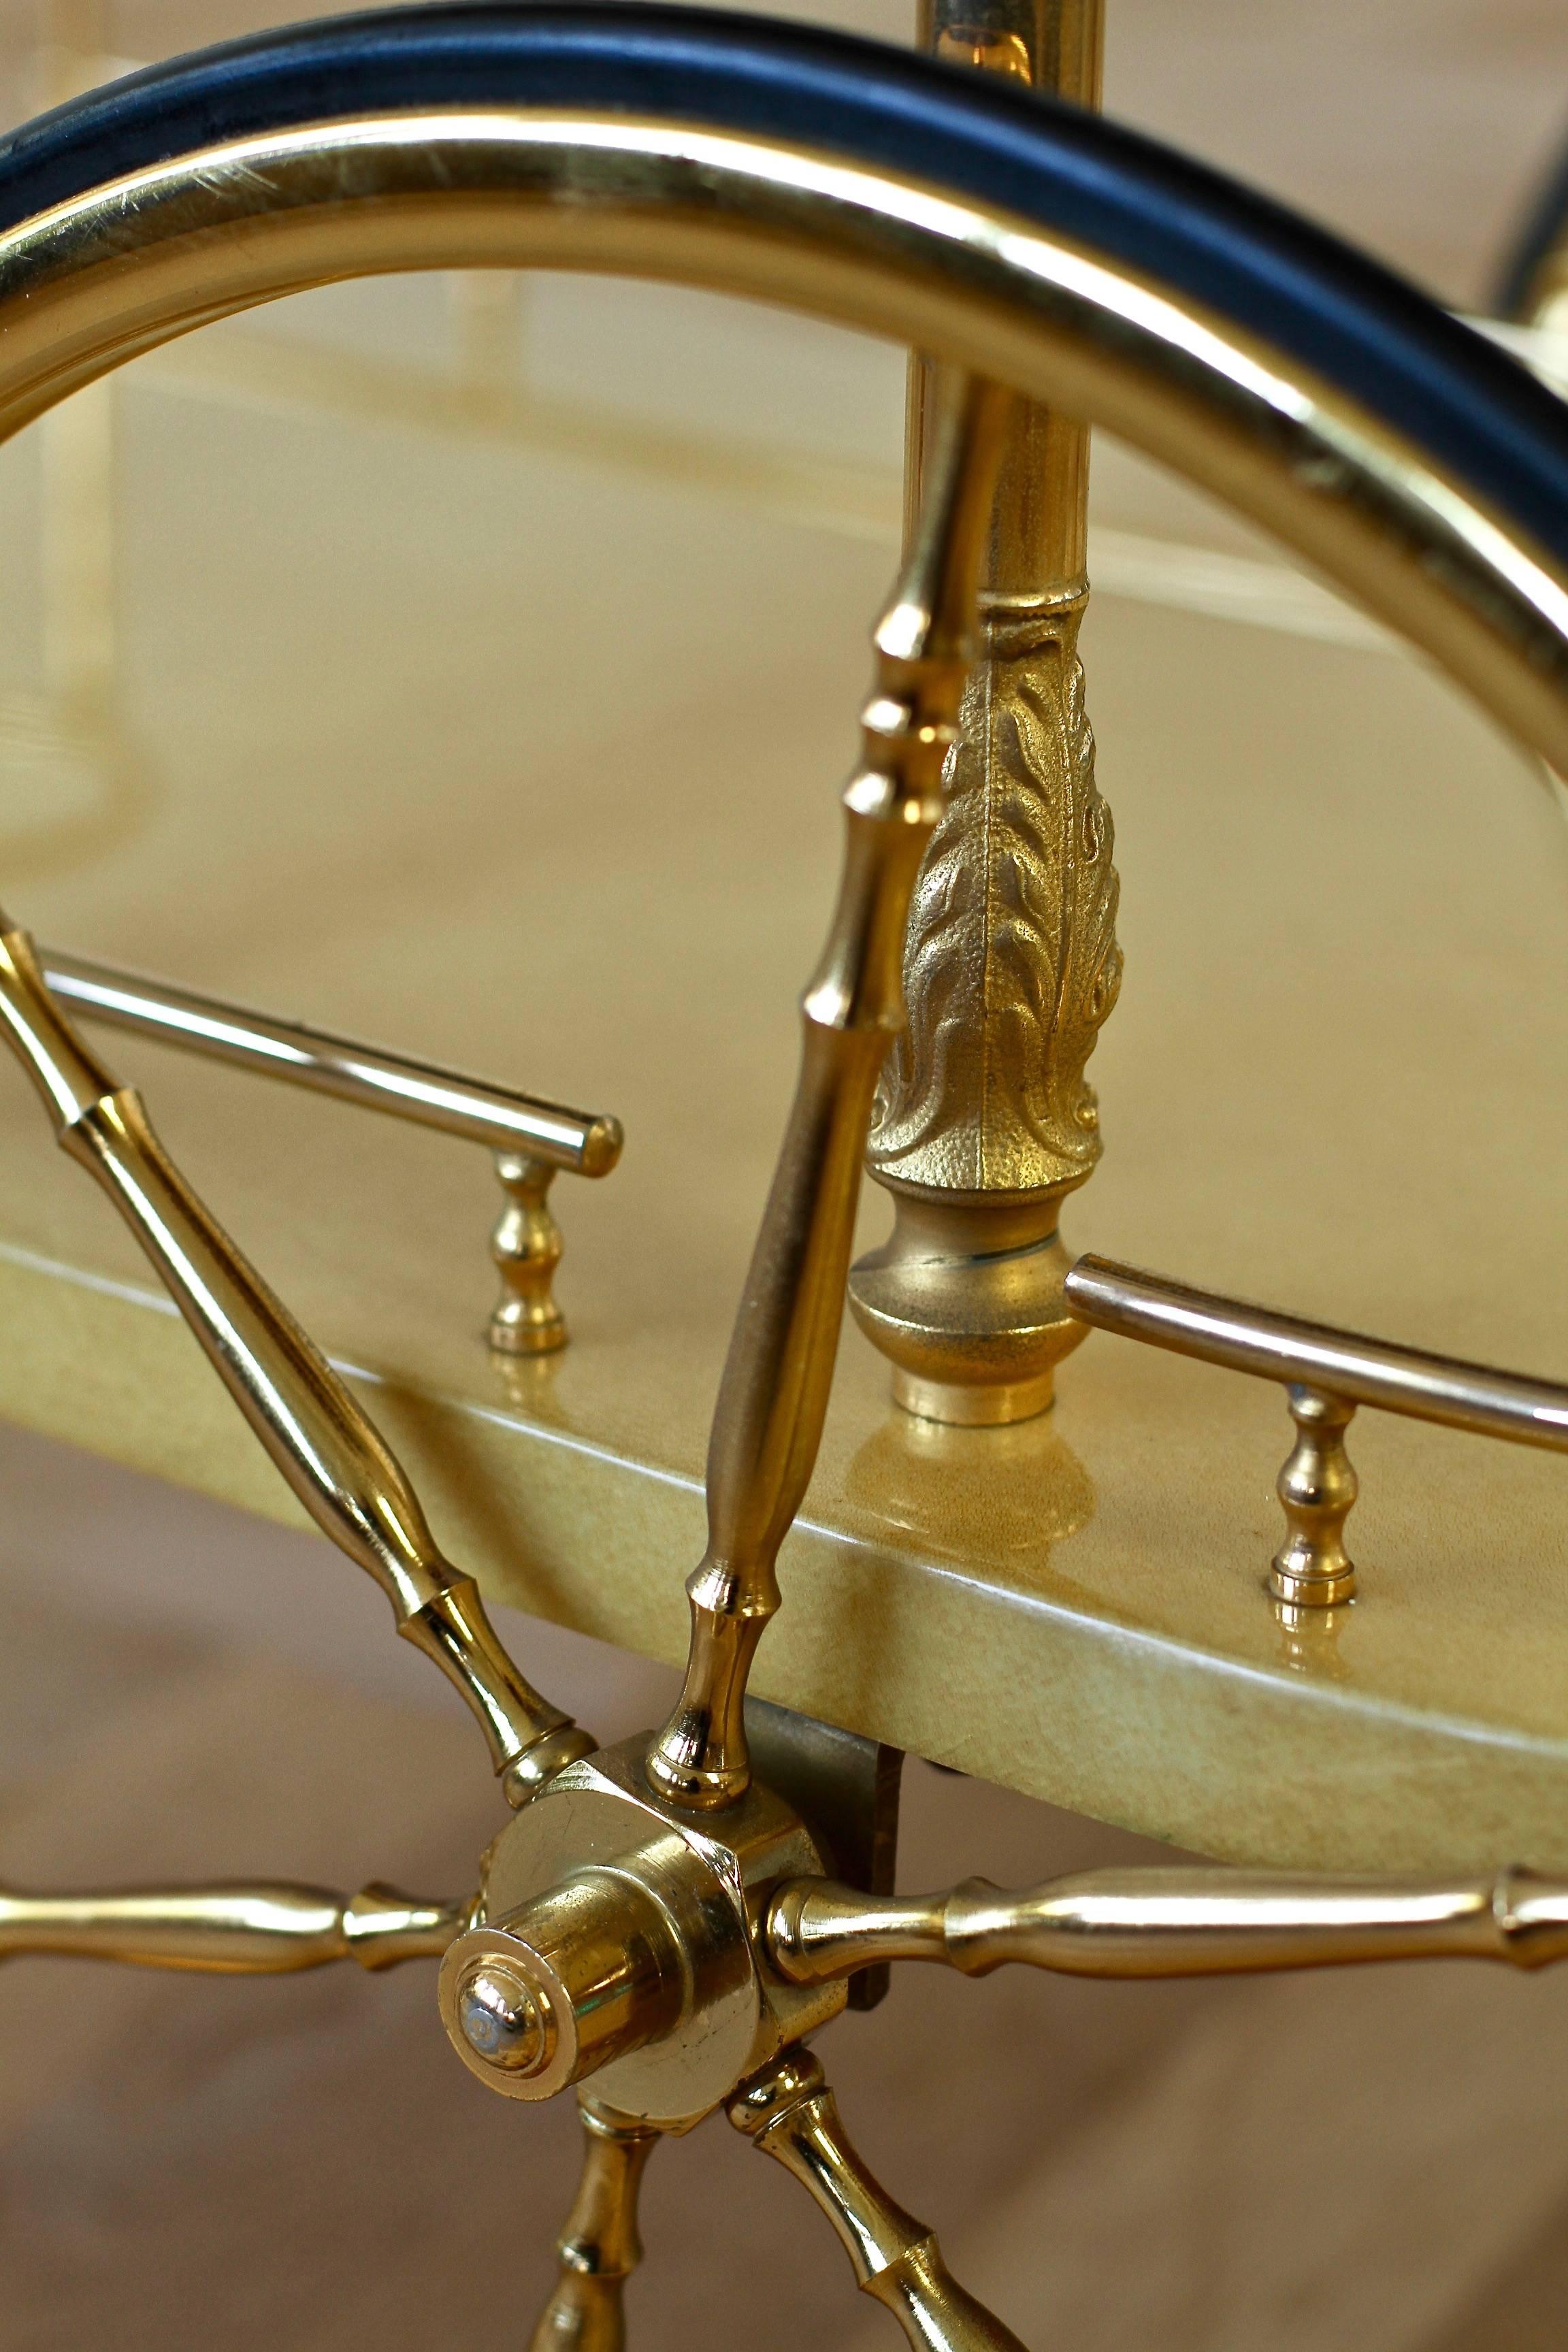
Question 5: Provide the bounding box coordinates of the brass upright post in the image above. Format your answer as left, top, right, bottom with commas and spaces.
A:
847, 0, 1122, 1426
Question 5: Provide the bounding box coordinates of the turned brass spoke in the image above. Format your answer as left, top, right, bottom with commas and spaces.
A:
766, 1865, 1568, 1983
645, 370, 1011, 1812
729, 2047, 1025, 2352
0, 919, 593, 1802
0, 1878, 463, 1972
529, 2099, 662, 2352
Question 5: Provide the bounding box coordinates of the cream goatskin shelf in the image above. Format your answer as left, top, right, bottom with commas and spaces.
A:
2, 351, 1565, 1874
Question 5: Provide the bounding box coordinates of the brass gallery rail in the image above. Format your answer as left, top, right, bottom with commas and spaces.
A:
1064, 1255, 1568, 1446
39, 946, 622, 1355
1065, 1255, 1568, 1607
40, 947, 619, 1172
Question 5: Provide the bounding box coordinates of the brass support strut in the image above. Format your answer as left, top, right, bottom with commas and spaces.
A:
849, 0, 1122, 1427
644, 370, 1011, 1810
0, 918, 595, 1802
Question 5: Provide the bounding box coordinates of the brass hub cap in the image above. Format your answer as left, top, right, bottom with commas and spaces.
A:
436, 1736, 844, 2123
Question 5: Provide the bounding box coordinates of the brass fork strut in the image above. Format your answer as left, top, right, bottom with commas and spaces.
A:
644, 368, 1013, 1811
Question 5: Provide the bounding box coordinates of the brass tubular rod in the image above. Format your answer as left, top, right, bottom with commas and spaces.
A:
0, 915, 593, 1801
39, 947, 621, 1176
1064, 1254, 1568, 1449
729, 2048, 1026, 2352
767, 1867, 1568, 1983
1, 117, 1566, 774
528, 2100, 661, 2352
644, 371, 1011, 1812
0, 1878, 461, 1972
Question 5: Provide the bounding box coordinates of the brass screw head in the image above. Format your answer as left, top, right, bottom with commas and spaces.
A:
455, 1959, 551, 2074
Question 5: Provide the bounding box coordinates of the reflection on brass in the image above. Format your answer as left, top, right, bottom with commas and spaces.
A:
40, 946, 621, 1357
850, 0, 1121, 1428
1273, 1596, 1352, 1681
934, 24, 1032, 78
766, 1865, 1568, 1982
529, 2100, 661, 2352
0, 915, 593, 1799
644, 370, 1010, 1812
0, 1878, 460, 1971
1271, 1386, 1359, 1606
844, 1401, 1093, 1569
438, 1733, 842, 2123
1067, 1254, 1568, 1602
729, 2046, 1026, 2352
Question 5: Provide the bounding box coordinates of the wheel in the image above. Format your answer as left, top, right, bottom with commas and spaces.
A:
1, 7, 1567, 2344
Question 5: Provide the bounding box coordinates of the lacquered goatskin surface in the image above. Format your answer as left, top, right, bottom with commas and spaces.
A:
4, 439, 1565, 1872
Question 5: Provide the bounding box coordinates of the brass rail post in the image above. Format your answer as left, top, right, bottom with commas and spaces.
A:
848, 0, 1122, 1426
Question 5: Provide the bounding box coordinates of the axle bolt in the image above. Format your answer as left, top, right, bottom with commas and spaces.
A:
456, 1960, 550, 2074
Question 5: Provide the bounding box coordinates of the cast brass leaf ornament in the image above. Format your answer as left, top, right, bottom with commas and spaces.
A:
868, 594, 1122, 1191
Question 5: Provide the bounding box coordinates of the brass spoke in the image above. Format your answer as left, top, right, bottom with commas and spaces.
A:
728, 2047, 1026, 2352
644, 369, 1011, 1811
0, 1878, 463, 1972
0, 917, 593, 1802
529, 2098, 662, 2352
767, 1865, 1568, 1982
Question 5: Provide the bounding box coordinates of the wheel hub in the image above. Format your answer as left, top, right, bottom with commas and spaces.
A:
437, 1735, 845, 2123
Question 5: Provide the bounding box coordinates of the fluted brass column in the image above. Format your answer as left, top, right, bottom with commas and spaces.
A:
848, 0, 1122, 1426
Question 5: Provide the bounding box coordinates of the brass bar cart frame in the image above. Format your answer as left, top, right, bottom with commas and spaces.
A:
1, 7, 1567, 2343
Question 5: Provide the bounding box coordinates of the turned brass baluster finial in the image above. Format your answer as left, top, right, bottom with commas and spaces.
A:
0, 917, 594, 1801
491, 1150, 568, 1356
530, 2100, 661, 2352
848, 0, 1122, 1428
643, 371, 1011, 1812
728, 2047, 1026, 2352
1270, 1384, 1359, 1606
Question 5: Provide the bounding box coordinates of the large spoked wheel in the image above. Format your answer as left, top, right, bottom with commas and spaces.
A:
3, 7, 1568, 2345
